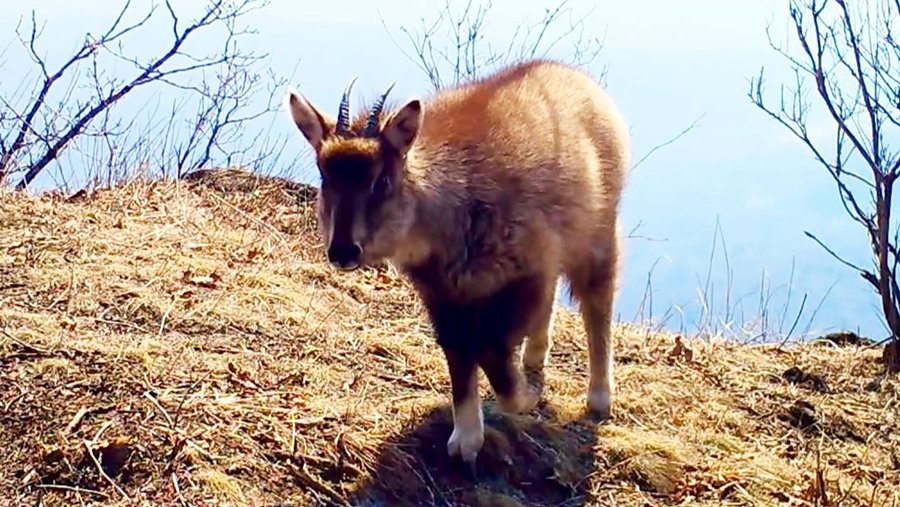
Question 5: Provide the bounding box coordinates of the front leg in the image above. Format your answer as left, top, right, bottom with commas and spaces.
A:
443, 347, 484, 468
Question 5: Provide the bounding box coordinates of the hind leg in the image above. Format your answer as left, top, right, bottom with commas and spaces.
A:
480, 346, 539, 414
569, 238, 618, 419
522, 279, 557, 393
478, 273, 549, 413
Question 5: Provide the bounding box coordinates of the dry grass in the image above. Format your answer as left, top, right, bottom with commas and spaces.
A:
1, 169, 898, 507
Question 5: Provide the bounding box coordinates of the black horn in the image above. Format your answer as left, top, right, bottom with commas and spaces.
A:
363, 81, 396, 137
336, 76, 358, 136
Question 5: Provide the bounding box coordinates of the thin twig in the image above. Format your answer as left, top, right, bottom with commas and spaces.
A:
34, 484, 109, 498
83, 438, 130, 501
630, 113, 705, 174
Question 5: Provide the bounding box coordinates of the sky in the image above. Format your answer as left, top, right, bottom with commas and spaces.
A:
0, 0, 886, 341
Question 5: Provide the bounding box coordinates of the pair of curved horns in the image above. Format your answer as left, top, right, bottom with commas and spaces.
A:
335, 77, 396, 137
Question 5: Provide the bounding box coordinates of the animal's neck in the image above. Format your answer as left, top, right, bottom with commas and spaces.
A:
391, 149, 459, 270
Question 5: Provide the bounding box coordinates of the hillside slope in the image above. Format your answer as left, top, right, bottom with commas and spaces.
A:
1, 171, 898, 507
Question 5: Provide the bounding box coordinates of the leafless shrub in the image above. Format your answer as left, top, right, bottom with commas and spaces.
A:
0, 0, 288, 192
383, 0, 606, 91
750, 0, 900, 363
387, 0, 706, 178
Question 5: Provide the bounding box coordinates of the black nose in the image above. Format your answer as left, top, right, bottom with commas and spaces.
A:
327, 243, 362, 269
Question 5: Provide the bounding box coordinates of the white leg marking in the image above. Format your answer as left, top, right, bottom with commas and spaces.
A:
587, 331, 614, 419
588, 383, 612, 419
447, 392, 484, 464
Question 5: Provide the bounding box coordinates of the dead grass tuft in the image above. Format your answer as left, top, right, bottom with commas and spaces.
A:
1, 170, 898, 506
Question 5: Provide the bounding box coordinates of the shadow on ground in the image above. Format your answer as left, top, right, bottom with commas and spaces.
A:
348, 401, 603, 507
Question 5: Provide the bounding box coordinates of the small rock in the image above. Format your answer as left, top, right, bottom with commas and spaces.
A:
782, 366, 829, 393
815, 331, 875, 347
667, 335, 693, 362
784, 400, 819, 431
42, 447, 66, 465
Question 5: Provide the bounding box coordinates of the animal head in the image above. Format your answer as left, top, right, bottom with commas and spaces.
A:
284, 78, 423, 271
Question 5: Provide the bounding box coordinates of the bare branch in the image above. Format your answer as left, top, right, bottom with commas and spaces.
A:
755, 0, 900, 347
804, 230, 871, 274
630, 114, 705, 175
0, 0, 275, 190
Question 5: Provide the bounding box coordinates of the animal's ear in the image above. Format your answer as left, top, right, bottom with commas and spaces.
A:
382, 99, 422, 156
284, 87, 335, 151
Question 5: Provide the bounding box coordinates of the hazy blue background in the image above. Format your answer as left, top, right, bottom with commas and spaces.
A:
0, 0, 883, 340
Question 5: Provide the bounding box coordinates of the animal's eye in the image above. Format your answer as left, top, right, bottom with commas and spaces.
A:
373, 173, 390, 196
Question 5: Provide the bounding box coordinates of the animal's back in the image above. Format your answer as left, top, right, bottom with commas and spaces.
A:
416, 60, 630, 273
